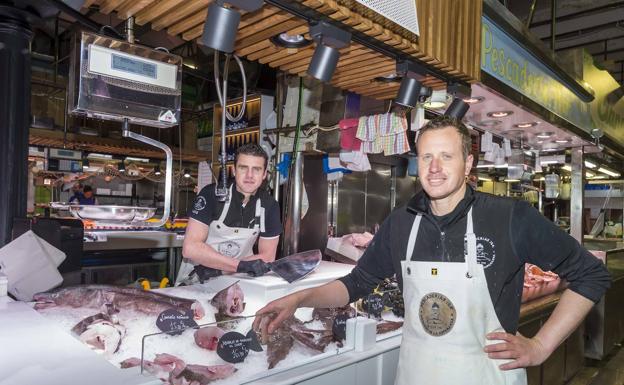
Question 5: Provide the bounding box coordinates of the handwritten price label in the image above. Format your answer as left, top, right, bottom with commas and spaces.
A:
363, 294, 384, 317
156, 308, 198, 336
217, 332, 252, 363
332, 314, 349, 341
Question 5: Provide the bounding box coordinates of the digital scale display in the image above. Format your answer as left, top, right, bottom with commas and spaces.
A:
111, 53, 157, 79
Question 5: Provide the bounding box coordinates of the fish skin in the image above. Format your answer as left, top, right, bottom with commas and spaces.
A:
210, 283, 245, 317
376, 320, 403, 334
34, 285, 205, 320
77, 320, 124, 358
194, 326, 225, 351
174, 364, 236, 385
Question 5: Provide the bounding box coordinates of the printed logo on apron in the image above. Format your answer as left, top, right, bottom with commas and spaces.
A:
218, 241, 241, 257
418, 292, 456, 336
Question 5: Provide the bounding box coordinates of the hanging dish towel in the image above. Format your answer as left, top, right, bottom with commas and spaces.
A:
339, 118, 362, 151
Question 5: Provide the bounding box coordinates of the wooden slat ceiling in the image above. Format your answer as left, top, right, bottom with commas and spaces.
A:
29, 129, 209, 163
83, 0, 480, 100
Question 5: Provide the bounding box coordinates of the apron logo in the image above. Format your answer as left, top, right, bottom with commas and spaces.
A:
218, 241, 241, 257
193, 196, 207, 212
475, 236, 496, 268
431, 268, 438, 276
419, 292, 456, 336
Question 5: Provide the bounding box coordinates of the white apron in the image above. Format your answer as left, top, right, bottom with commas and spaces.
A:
175, 186, 265, 286
395, 207, 527, 385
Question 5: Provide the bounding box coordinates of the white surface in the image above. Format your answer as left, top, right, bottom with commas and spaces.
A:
0, 231, 63, 301
218, 261, 355, 303
326, 238, 365, 262
0, 301, 160, 385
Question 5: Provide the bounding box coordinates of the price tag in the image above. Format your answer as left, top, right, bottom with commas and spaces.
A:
332, 314, 349, 341
246, 329, 263, 352
363, 294, 384, 317
217, 331, 252, 363
156, 308, 198, 336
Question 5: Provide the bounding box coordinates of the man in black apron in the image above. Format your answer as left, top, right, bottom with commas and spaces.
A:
177, 143, 282, 285
254, 116, 610, 384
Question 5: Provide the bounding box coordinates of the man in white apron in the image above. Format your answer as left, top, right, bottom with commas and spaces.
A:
176, 143, 282, 286
253, 116, 610, 384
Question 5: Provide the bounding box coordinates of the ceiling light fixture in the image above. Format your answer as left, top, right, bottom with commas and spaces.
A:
504, 179, 520, 183
585, 160, 597, 169
423, 89, 449, 109
394, 61, 428, 108
487, 111, 513, 118
183, 168, 191, 178
586, 171, 595, 178
561, 165, 572, 172
201, 0, 263, 53
82, 158, 89, 170
536, 132, 553, 139
270, 32, 312, 48
478, 176, 492, 182
463, 96, 484, 104
598, 167, 620, 177
444, 98, 470, 120
514, 122, 538, 128
555, 139, 571, 144
307, 21, 351, 82
154, 164, 161, 176
374, 73, 402, 83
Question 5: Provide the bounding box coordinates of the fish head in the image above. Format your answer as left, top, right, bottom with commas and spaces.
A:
226, 285, 245, 316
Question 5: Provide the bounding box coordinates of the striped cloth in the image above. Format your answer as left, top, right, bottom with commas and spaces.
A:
356, 112, 409, 155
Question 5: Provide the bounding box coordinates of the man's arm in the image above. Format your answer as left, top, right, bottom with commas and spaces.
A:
241, 236, 279, 263
253, 280, 350, 334
485, 200, 610, 369
485, 289, 593, 369
182, 218, 238, 272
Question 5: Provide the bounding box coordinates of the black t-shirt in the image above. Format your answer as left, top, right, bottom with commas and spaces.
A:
189, 183, 282, 238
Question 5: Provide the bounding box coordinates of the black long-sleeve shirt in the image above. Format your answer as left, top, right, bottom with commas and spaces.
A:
338, 186, 611, 333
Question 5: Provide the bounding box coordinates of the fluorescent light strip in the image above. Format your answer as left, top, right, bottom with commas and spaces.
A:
561, 165, 571, 172
584, 160, 597, 169
478, 176, 492, 182
597, 167, 620, 177
586, 171, 595, 178
504, 179, 520, 183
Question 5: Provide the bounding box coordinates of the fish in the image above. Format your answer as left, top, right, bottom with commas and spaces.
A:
72, 313, 125, 358
376, 320, 404, 334
194, 326, 225, 351
173, 364, 237, 385
266, 323, 295, 370
311, 305, 357, 330
210, 282, 245, 317
33, 285, 205, 320
120, 353, 186, 383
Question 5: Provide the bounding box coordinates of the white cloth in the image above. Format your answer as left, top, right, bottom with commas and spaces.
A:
175, 185, 263, 286
339, 149, 371, 172
394, 207, 527, 385
197, 161, 213, 191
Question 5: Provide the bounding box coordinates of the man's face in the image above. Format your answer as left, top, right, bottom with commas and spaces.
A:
234, 154, 267, 195
417, 126, 473, 202
84, 190, 93, 198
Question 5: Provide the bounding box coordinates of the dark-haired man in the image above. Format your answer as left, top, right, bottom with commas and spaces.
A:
254, 116, 610, 385
176, 143, 282, 285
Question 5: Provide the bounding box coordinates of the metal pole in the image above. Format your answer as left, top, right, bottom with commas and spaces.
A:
126, 16, 134, 44
570, 148, 584, 243
288, 150, 303, 255
550, 0, 557, 51
0, 5, 35, 246
273, 73, 285, 201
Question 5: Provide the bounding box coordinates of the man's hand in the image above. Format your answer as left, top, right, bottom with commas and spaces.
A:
253, 292, 302, 334
237, 259, 270, 277
484, 331, 551, 370
192, 265, 222, 283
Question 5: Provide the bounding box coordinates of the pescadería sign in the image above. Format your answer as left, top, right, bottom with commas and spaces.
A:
481, 15, 624, 145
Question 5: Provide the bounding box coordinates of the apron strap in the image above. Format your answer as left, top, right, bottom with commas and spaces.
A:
255, 199, 265, 233
465, 207, 478, 278
405, 214, 422, 261
216, 185, 233, 223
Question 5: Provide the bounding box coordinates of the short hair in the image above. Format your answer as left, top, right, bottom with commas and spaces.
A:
83, 185, 93, 193
235, 143, 268, 169
416, 115, 472, 159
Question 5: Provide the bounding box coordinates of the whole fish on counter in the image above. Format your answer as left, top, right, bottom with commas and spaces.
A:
33, 285, 205, 320
71, 312, 125, 358
121, 353, 236, 385
210, 282, 245, 321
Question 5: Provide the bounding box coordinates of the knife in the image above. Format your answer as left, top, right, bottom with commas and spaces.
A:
267, 249, 322, 283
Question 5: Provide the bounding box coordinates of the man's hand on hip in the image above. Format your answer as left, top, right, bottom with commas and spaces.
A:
237, 259, 270, 277
484, 331, 551, 370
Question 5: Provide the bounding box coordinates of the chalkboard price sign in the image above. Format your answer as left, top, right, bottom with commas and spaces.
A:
156, 308, 198, 336
217, 331, 256, 363
362, 294, 384, 317
332, 314, 349, 341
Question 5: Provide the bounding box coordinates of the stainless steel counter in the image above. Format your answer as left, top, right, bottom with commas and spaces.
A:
83, 230, 184, 283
